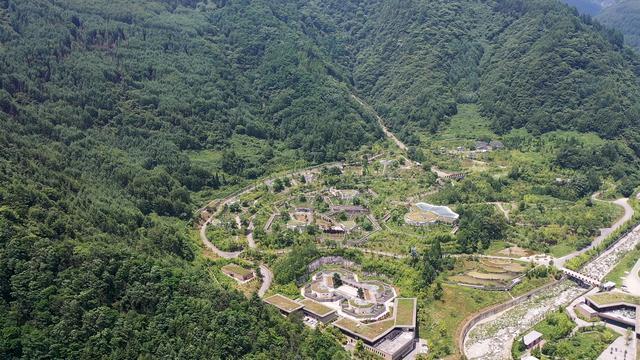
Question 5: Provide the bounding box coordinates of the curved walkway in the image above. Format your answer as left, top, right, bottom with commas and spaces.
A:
556, 196, 632, 267
200, 214, 243, 259
258, 265, 273, 297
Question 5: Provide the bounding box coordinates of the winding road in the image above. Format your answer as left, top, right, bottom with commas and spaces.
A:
463, 196, 636, 359
258, 265, 273, 297
556, 196, 632, 268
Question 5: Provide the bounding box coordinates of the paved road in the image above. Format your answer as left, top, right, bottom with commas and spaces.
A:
344, 246, 407, 259
623, 256, 640, 295
247, 217, 256, 249
351, 94, 408, 152
258, 265, 273, 298
556, 197, 632, 267
200, 216, 243, 259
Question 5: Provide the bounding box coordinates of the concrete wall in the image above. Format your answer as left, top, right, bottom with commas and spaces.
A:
457, 280, 560, 356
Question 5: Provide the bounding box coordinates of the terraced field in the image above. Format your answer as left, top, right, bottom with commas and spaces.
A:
449, 258, 527, 288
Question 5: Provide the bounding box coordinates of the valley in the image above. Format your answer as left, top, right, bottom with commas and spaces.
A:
199, 98, 640, 359
3, 1, 640, 359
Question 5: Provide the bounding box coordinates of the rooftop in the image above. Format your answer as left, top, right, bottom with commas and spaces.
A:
394, 298, 417, 327
300, 298, 335, 317
577, 303, 597, 314
375, 330, 415, 355
264, 294, 304, 313
523, 330, 543, 346
333, 317, 396, 343
587, 292, 640, 307
415, 202, 459, 220
221, 263, 253, 277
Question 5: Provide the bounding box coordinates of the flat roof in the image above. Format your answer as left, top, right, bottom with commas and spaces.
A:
577, 303, 597, 314
333, 317, 396, 343
523, 330, 543, 346
221, 263, 253, 277
375, 330, 414, 355
587, 292, 640, 307
264, 294, 304, 313
300, 298, 336, 317
394, 298, 417, 327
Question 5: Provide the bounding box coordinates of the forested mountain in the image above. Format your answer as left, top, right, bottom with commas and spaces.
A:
597, 1, 640, 51
2, 0, 640, 358
560, 0, 604, 15
315, 0, 640, 142
559, 0, 640, 51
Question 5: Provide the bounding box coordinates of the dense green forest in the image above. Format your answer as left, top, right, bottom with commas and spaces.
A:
315, 0, 640, 141
2, 0, 640, 357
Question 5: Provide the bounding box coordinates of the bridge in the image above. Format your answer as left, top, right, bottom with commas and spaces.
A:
560, 267, 602, 288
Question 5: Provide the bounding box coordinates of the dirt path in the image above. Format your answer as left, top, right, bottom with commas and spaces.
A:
491, 202, 510, 221
351, 94, 408, 152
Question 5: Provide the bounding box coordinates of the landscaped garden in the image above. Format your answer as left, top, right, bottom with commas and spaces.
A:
199, 111, 636, 359
448, 257, 527, 288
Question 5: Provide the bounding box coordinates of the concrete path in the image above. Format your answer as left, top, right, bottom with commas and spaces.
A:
556, 197, 632, 268
597, 332, 635, 360
623, 257, 640, 296
199, 216, 243, 259
258, 265, 273, 298
247, 217, 256, 249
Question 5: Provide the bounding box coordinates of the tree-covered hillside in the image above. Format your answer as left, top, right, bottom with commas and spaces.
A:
313, 0, 640, 143
2, 0, 640, 358
559, 0, 640, 51
0, 0, 363, 358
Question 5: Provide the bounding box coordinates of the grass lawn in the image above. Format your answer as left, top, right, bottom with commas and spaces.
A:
333, 317, 395, 342
221, 263, 253, 278
604, 248, 640, 286
395, 298, 416, 327
587, 292, 640, 306
264, 294, 303, 312
300, 298, 334, 317
549, 243, 576, 258
428, 104, 496, 145
422, 284, 511, 359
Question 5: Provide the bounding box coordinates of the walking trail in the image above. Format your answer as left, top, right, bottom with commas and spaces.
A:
351, 94, 408, 152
